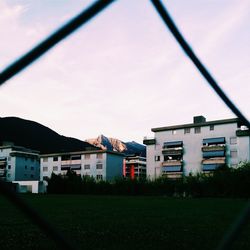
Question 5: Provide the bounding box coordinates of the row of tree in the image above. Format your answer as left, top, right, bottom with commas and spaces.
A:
47, 162, 250, 197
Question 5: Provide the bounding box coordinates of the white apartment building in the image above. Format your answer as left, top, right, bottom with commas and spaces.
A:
40, 150, 124, 181
143, 116, 250, 179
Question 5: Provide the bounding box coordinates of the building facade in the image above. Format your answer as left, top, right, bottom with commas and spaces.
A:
143, 116, 250, 179
40, 150, 124, 181
124, 155, 146, 179
0, 145, 40, 182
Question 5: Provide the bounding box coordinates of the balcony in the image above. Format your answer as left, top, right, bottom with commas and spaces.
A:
61, 159, 82, 165
202, 157, 225, 164
202, 145, 225, 152
143, 137, 156, 145
203, 150, 225, 158
202, 164, 224, 171
162, 148, 183, 155
0, 169, 6, 177
162, 160, 182, 167
162, 166, 182, 172
203, 137, 225, 145
61, 164, 81, 171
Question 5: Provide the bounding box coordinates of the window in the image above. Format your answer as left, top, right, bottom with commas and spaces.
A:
184, 128, 190, 134
210, 125, 214, 131
96, 153, 103, 159
31, 166, 34, 171
230, 137, 237, 145
194, 127, 201, 134
84, 154, 90, 160
61, 155, 70, 161
96, 164, 103, 169
53, 166, 58, 171
84, 164, 90, 170
30, 174, 34, 178
7, 173, 11, 178
25, 165, 27, 170
8, 165, 11, 169
172, 130, 177, 135
230, 150, 237, 158
155, 156, 160, 161
8, 156, 11, 161
43, 166, 48, 172
53, 156, 58, 162
71, 155, 81, 160
96, 174, 103, 180
43, 157, 48, 162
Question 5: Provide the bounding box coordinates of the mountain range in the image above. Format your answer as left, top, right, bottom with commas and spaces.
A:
0, 117, 146, 156
86, 135, 146, 157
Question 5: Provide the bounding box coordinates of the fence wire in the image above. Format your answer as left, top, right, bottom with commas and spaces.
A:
0, 0, 249, 249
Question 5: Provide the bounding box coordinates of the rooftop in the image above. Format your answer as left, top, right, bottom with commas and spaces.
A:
151, 117, 240, 132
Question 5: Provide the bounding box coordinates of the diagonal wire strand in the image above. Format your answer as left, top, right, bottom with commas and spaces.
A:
150, 0, 250, 249
150, 0, 250, 129
0, 0, 116, 85
0, 179, 79, 250
0, 0, 116, 249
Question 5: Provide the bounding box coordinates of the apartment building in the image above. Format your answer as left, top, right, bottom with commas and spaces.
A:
143, 116, 250, 179
0, 145, 45, 193
124, 155, 146, 179
0, 145, 40, 182
40, 150, 124, 181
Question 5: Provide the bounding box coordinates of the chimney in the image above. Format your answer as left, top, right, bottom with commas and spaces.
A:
193, 116, 206, 124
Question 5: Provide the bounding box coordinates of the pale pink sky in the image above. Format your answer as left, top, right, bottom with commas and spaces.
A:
0, 0, 249, 143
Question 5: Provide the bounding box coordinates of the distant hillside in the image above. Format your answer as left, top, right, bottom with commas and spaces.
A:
86, 135, 146, 157
0, 117, 99, 154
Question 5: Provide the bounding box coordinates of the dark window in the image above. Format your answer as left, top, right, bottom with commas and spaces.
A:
53, 156, 58, 161
96, 164, 103, 169
155, 156, 160, 161
31, 166, 34, 171
71, 155, 81, 160
61, 155, 70, 161
84, 164, 90, 170
210, 125, 214, 131
184, 128, 190, 134
194, 127, 201, 134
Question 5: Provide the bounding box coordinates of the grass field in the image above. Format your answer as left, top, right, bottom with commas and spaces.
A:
0, 195, 249, 250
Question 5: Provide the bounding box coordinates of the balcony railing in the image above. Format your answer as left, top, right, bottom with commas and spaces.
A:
202, 145, 225, 152
162, 160, 183, 166
162, 148, 183, 155
162, 166, 182, 172
0, 169, 7, 177
143, 137, 156, 145
202, 157, 225, 164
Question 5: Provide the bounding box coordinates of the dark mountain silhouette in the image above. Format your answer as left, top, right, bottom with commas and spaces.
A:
86, 135, 146, 157
0, 117, 99, 154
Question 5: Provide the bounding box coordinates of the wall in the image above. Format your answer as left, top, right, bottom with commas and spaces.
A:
106, 154, 123, 181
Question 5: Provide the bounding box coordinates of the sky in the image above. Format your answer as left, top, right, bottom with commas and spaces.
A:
0, 0, 249, 143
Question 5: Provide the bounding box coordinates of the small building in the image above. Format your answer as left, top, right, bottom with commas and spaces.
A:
0, 145, 45, 193
40, 150, 124, 181
0, 145, 40, 182
143, 116, 250, 179
124, 155, 146, 179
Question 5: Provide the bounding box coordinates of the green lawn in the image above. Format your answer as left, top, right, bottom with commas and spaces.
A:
0, 195, 249, 250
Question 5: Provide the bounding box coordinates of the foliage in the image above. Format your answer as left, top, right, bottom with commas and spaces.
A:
47, 162, 250, 197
